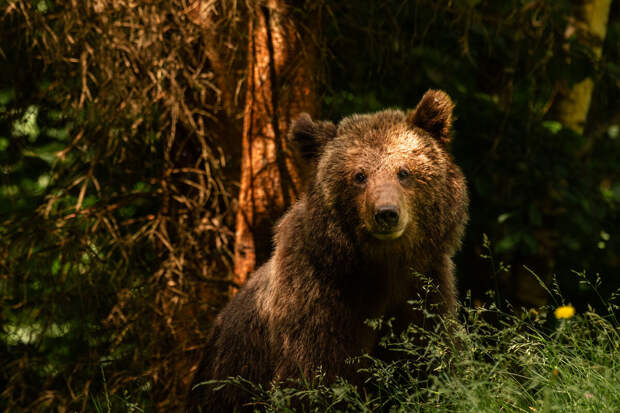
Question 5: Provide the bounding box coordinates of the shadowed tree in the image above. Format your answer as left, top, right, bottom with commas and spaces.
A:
233, 0, 320, 288
552, 0, 612, 133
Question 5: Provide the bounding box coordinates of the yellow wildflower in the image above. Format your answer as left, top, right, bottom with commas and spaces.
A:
554, 305, 575, 319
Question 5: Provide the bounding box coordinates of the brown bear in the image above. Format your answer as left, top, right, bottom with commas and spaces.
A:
188, 89, 469, 412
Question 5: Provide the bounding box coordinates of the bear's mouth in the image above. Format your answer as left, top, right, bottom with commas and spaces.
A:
370, 227, 405, 241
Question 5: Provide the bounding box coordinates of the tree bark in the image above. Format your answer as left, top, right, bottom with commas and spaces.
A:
234, 0, 318, 288
553, 0, 612, 134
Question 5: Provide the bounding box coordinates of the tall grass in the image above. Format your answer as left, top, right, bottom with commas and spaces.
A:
205, 272, 619, 413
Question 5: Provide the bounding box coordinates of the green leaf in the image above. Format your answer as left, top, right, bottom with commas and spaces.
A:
497, 213, 512, 224
542, 121, 562, 134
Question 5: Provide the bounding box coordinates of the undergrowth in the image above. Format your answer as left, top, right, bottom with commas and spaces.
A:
200, 270, 620, 413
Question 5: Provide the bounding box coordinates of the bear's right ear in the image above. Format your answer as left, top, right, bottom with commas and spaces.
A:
290, 113, 337, 161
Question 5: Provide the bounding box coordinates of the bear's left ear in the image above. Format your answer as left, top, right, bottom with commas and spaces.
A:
290, 113, 337, 161
407, 89, 454, 146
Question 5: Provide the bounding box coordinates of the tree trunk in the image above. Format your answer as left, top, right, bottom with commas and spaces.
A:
234, 0, 318, 288
553, 0, 612, 133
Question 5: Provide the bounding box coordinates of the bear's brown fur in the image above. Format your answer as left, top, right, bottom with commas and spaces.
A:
188, 89, 469, 412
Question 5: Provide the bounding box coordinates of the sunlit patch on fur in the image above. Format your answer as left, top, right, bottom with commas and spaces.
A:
371, 228, 405, 240
387, 130, 421, 152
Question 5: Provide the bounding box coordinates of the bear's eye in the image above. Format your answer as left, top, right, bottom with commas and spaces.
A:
397, 168, 412, 181
353, 171, 367, 185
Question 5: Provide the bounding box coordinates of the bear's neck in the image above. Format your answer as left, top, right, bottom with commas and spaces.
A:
298, 196, 356, 276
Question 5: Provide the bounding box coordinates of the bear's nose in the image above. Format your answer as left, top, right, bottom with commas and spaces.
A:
375, 206, 400, 229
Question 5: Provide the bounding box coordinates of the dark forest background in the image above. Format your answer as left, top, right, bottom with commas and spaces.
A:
0, 0, 618, 411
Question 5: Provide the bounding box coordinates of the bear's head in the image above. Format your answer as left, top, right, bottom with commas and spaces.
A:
292, 90, 467, 257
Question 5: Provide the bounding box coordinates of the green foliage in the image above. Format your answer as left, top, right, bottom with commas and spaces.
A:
208, 276, 620, 412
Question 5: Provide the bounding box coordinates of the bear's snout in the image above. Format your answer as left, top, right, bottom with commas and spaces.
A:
375, 205, 400, 229
366, 182, 408, 240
